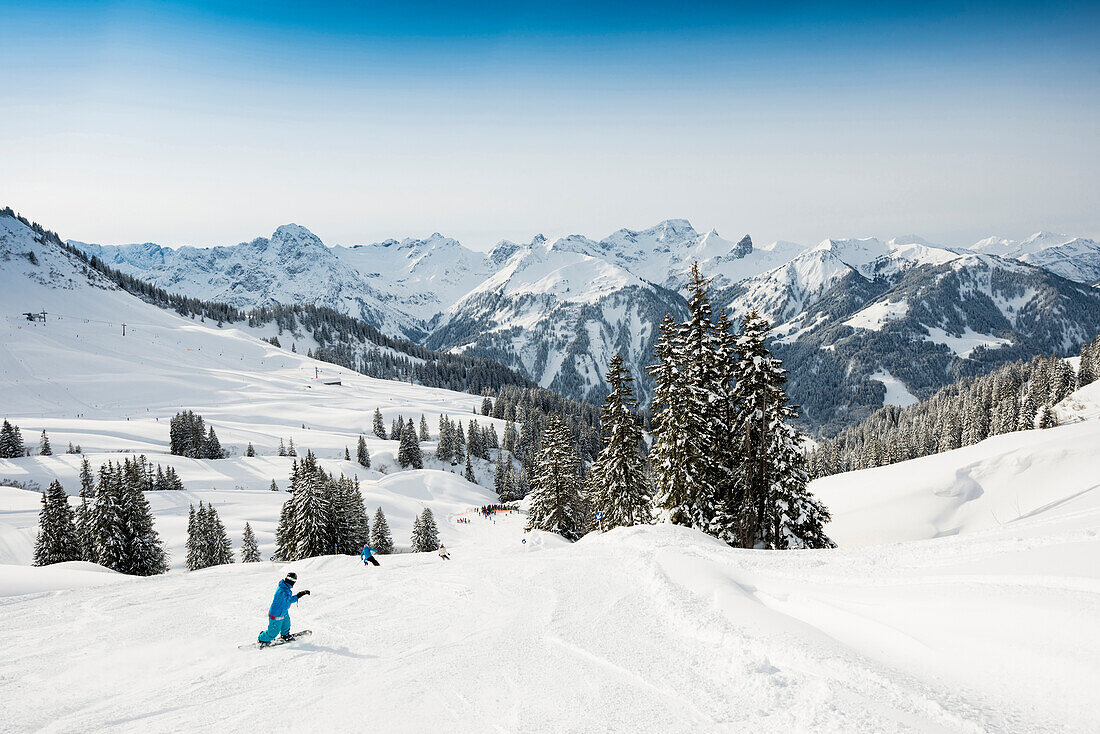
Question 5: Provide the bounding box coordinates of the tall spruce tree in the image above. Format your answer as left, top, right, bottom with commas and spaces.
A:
494, 450, 512, 501
410, 512, 423, 550
453, 421, 466, 465
185, 503, 203, 570
398, 423, 423, 468
201, 427, 224, 459
373, 408, 387, 439
419, 415, 431, 441
75, 457, 97, 561
241, 522, 261, 563
648, 267, 722, 531
205, 503, 234, 565
412, 508, 440, 551
526, 413, 586, 541
371, 507, 394, 554
1079, 336, 1098, 388
587, 353, 652, 531
463, 454, 476, 483
292, 451, 331, 559
39, 430, 52, 456
33, 480, 81, 565
0, 419, 25, 458
729, 310, 833, 549
436, 415, 454, 463
357, 435, 371, 468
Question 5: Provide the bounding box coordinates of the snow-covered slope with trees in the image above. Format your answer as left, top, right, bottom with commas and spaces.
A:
4, 471, 1098, 732
4, 207, 1100, 732
0, 210, 513, 565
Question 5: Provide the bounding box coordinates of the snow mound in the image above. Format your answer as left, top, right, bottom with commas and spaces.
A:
811, 418, 1100, 546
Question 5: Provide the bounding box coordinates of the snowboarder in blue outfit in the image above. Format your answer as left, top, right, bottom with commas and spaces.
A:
360, 544, 380, 566
258, 572, 310, 643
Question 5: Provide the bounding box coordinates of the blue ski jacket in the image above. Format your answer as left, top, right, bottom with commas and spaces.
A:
267, 579, 299, 619
360, 545, 377, 560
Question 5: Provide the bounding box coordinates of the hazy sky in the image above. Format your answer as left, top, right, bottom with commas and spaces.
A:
3, 1, 1098, 251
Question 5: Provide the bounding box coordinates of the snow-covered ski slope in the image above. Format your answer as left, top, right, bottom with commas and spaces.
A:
0, 216, 501, 564
4, 509, 1099, 733
811, 401, 1100, 547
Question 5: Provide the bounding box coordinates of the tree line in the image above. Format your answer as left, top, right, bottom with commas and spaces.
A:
33, 458, 168, 574
809, 332, 1100, 476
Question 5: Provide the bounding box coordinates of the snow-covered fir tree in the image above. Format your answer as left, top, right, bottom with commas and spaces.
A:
278, 438, 287, 456
726, 309, 833, 549
201, 426, 224, 459
185, 504, 202, 570
647, 268, 720, 530
1078, 334, 1099, 388
240, 522, 261, 563
419, 414, 430, 441
371, 507, 394, 554
436, 415, 454, 463
39, 430, 52, 456
453, 421, 466, 465
245, 442, 256, 457
398, 422, 423, 468
291, 451, 330, 559
286, 437, 297, 457
759, 408, 834, 549
526, 413, 586, 541
33, 480, 81, 565
357, 435, 371, 467
75, 457, 97, 561
494, 450, 512, 501
204, 503, 234, 565
463, 454, 476, 483
0, 419, 25, 458
587, 353, 652, 531
373, 408, 387, 439
411, 507, 440, 551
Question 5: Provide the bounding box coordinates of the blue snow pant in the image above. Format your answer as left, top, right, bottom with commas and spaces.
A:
258, 614, 291, 642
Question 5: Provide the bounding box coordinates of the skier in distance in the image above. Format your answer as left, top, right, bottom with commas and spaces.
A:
360, 544, 380, 566
258, 572, 310, 644
438, 544, 451, 561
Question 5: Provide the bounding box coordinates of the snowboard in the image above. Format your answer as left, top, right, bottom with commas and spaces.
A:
240, 630, 312, 650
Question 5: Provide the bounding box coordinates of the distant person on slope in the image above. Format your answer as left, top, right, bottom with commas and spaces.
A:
438, 544, 450, 561
258, 572, 310, 644
360, 544, 380, 567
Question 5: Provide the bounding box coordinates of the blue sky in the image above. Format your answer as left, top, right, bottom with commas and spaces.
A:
2, 1, 1098, 250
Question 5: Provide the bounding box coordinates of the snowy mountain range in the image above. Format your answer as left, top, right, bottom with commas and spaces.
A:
60, 215, 1100, 432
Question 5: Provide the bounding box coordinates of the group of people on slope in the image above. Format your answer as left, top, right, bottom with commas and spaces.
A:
258, 538, 450, 643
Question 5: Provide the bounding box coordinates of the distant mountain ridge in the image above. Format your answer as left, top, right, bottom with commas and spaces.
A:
67, 218, 1100, 433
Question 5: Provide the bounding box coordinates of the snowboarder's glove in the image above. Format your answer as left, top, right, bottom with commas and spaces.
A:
296, 590, 310, 598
